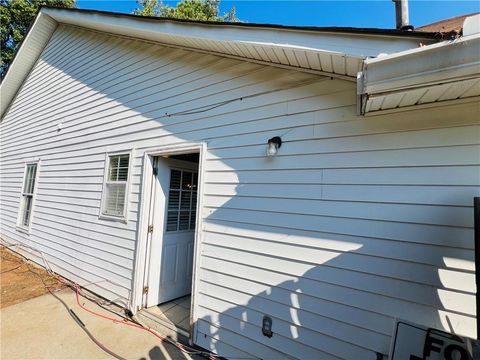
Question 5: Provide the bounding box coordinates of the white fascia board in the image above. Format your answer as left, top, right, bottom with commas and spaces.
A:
362, 34, 480, 95
43, 7, 429, 58
0, 12, 57, 119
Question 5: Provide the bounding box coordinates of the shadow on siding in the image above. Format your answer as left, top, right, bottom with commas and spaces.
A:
27, 27, 477, 360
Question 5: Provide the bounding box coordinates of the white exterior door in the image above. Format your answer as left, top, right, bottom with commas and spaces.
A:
146, 158, 198, 306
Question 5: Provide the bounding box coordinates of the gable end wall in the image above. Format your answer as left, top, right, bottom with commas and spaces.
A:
0, 25, 478, 359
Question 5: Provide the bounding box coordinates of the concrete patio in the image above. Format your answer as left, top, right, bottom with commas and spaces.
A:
0, 288, 201, 360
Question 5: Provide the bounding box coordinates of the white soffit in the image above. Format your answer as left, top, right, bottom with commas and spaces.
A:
0, 12, 57, 119
0, 7, 437, 119
360, 33, 480, 114
44, 7, 430, 79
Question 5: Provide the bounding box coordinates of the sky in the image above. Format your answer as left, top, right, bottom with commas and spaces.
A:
76, 1, 479, 29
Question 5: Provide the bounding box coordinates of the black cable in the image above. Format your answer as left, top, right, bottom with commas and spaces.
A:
76, 288, 136, 324
1, 245, 254, 360
163, 79, 319, 119
168, 98, 239, 116
52, 288, 127, 360
19, 257, 127, 360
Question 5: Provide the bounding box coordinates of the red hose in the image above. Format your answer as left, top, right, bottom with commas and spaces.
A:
73, 285, 209, 357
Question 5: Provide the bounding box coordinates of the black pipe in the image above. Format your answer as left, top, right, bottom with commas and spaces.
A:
392, 0, 414, 31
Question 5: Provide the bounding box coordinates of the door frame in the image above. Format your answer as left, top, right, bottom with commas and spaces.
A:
146, 157, 198, 306
131, 142, 207, 343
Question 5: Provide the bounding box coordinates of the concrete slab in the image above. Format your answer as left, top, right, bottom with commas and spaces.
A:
174, 296, 191, 310
0, 288, 201, 360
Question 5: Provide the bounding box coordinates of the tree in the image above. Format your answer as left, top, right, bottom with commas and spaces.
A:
1, 0, 76, 78
134, 0, 239, 22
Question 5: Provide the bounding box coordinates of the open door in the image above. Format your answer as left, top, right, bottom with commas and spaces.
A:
145, 155, 199, 307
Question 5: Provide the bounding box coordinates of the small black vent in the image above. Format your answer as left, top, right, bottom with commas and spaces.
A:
262, 315, 273, 338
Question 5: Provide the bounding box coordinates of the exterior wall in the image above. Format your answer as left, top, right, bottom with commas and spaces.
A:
0, 25, 478, 359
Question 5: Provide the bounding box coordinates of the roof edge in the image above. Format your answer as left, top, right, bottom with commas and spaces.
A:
40, 5, 451, 40
1, 11, 57, 119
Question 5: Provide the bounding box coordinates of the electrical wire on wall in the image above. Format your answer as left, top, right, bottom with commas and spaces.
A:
48, 76, 325, 137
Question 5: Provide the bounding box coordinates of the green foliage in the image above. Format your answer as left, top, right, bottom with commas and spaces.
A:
133, 0, 160, 16
0, 0, 75, 78
134, 0, 239, 22
223, 5, 238, 22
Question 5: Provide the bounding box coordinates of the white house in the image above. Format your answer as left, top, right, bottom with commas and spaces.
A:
1, 6, 479, 359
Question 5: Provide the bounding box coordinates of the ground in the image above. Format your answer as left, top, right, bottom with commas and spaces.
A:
0, 247, 202, 359
1, 246, 63, 308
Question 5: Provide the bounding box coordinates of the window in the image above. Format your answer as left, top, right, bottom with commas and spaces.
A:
166, 169, 198, 232
18, 163, 38, 229
101, 154, 130, 219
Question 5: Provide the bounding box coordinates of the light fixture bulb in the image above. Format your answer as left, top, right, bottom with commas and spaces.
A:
267, 142, 278, 156
266, 136, 282, 156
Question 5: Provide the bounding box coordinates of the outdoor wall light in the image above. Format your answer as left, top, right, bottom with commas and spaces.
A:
267, 136, 282, 156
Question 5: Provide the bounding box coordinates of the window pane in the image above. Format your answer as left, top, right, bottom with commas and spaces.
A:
170, 170, 181, 189
108, 155, 129, 181
166, 211, 178, 231
168, 190, 180, 210
23, 166, 31, 193
119, 155, 129, 168
23, 164, 37, 194
22, 195, 33, 226
110, 156, 119, 168
109, 167, 118, 181
191, 192, 197, 210
103, 183, 126, 216
182, 171, 193, 190
192, 173, 198, 190
117, 167, 128, 181
166, 169, 198, 232
180, 191, 191, 210
179, 211, 190, 230
19, 163, 37, 228
190, 210, 196, 230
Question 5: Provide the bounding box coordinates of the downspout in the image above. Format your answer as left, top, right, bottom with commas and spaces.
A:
356, 68, 367, 116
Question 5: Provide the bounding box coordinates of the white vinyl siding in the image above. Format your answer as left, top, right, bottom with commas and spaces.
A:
17, 162, 38, 230
101, 154, 130, 219
0, 25, 478, 360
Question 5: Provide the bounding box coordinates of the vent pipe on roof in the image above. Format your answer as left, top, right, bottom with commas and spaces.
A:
392, 0, 414, 31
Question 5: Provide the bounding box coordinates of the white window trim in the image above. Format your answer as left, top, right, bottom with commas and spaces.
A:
99, 149, 134, 223
16, 160, 40, 234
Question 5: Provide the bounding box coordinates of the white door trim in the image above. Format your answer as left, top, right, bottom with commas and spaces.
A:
131, 142, 207, 344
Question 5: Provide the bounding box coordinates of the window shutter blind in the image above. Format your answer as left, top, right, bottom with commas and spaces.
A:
166, 169, 198, 232
104, 183, 126, 216
102, 154, 129, 217
19, 163, 37, 228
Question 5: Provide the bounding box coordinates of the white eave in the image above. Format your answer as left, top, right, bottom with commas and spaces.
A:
1, 7, 437, 119
359, 30, 480, 114
0, 12, 58, 119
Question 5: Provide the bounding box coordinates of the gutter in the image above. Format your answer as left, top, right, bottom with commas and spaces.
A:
357, 13, 480, 114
